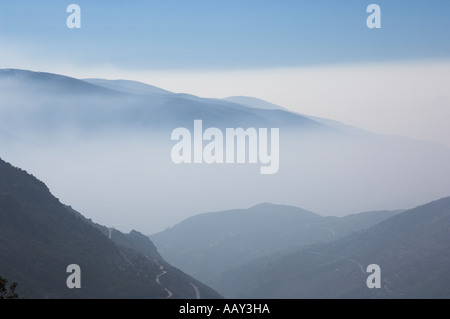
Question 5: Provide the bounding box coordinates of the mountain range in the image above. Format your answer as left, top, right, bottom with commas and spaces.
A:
3, 151, 448, 299
0, 68, 323, 135
150, 204, 400, 285
210, 197, 450, 298
1, 67, 450, 237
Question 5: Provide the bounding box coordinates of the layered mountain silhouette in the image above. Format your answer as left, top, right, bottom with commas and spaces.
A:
1, 68, 449, 299
150, 204, 400, 286
1, 67, 450, 237
0, 157, 221, 299
211, 197, 450, 298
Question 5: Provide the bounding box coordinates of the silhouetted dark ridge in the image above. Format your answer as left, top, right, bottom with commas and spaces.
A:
70, 208, 162, 260
0, 157, 222, 298
0, 157, 54, 207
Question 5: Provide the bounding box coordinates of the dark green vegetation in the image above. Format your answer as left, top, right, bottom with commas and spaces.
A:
0, 157, 221, 299
212, 198, 450, 298
0, 275, 18, 299
151, 204, 400, 285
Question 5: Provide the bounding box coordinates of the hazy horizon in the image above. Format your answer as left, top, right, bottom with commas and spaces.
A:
1, 1, 450, 234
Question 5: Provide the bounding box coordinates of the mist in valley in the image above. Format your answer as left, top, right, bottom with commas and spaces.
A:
1, 70, 450, 235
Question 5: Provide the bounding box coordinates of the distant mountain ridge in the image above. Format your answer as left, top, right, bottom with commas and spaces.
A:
150, 203, 400, 285
0, 68, 326, 134
83, 78, 172, 96
223, 96, 289, 111
0, 69, 119, 95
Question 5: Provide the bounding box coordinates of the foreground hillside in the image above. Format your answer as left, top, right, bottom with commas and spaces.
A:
0, 157, 221, 298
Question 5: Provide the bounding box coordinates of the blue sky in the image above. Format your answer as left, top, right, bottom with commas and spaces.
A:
1, 0, 450, 70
